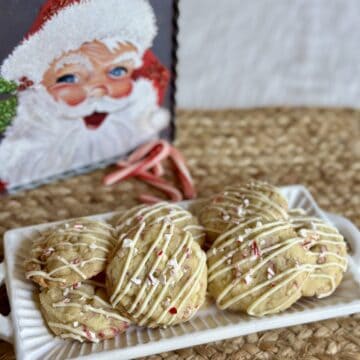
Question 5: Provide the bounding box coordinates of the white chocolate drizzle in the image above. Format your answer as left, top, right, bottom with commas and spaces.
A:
25, 219, 115, 286
208, 213, 347, 316
108, 219, 207, 327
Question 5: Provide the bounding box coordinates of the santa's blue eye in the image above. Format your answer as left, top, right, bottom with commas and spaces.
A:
56, 74, 78, 84
109, 66, 128, 78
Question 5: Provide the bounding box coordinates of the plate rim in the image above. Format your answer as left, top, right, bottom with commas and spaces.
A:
3, 184, 360, 360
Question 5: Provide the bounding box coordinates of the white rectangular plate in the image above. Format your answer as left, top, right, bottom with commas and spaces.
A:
1, 185, 360, 360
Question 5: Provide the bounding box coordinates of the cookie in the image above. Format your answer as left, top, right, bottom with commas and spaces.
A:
207, 219, 312, 316
39, 283, 129, 343
198, 181, 289, 242
290, 214, 348, 298
115, 202, 206, 247
25, 219, 116, 288
106, 219, 207, 327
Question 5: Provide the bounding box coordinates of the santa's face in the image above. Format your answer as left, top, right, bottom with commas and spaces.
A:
0, 40, 170, 188
42, 40, 139, 129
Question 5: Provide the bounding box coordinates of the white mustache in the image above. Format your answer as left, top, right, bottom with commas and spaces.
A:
55, 95, 133, 119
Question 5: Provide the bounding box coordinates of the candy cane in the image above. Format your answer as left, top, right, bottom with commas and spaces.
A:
169, 147, 197, 199
138, 194, 164, 204
152, 162, 165, 177
137, 173, 183, 202
103, 140, 196, 203
126, 140, 160, 163
104, 142, 171, 185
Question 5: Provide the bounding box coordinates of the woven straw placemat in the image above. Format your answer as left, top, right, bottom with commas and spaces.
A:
0, 109, 360, 360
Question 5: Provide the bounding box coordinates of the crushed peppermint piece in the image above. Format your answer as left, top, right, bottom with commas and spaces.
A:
251, 240, 261, 257
73, 321, 79, 328
168, 258, 179, 269
256, 221, 263, 228
64, 223, 70, 229
244, 228, 252, 235
244, 273, 253, 285
223, 214, 230, 221
63, 288, 70, 297
164, 234, 172, 242
74, 224, 84, 230
320, 245, 327, 253
237, 235, 244, 243
267, 266, 275, 279
226, 259, 232, 265
63, 298, 71, 303
302, 240, 312, 250
169, 307, 178, 315
73, 282, 81, 289
89, 243, 97, 250
148, 273, 159, 286
122, 238, 134, 248
299, 229, 308, 238
43, 247, 55, 256
86, 329, 96, 340
237, 207, 245, 216
72, 258, 80, 265
131, 277, 142, 285
260, 239, 266, 246
163, 297, 171, 307
243, 199, 250, 207
136, 215, 144, 222
157, 250, 163, 256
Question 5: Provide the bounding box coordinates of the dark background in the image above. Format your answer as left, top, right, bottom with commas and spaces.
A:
0, 0, 177, 110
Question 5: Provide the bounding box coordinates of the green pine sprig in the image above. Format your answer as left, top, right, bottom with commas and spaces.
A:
0, 77, 18, 134
0, 77, 18, 95
0, 96, 18, 133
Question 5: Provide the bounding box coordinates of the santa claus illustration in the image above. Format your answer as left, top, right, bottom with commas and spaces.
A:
0, 0, 170, 190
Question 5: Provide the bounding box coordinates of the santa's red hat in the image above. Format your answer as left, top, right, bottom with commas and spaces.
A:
0, 0, 167, 102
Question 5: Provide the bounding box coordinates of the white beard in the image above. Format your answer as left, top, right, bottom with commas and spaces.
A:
0, 80, 169, 188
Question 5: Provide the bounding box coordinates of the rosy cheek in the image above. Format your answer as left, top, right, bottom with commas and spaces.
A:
47, 85, 87, 106
107, 78, 133, 99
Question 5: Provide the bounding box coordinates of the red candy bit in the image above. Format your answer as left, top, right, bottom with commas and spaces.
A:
136, 215, 144, 222
84, 328, 92, 340
42, 247, 54, 257
157, 250, 163, 257
111, 327, 120, 336
72, 258, 81, 265
251, 240, 261, 258
98, 331, 105, 339
169, 307, 177, 315
212, 195, 223, 204
302, 240, 312, 250
72, 282, 81, 289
